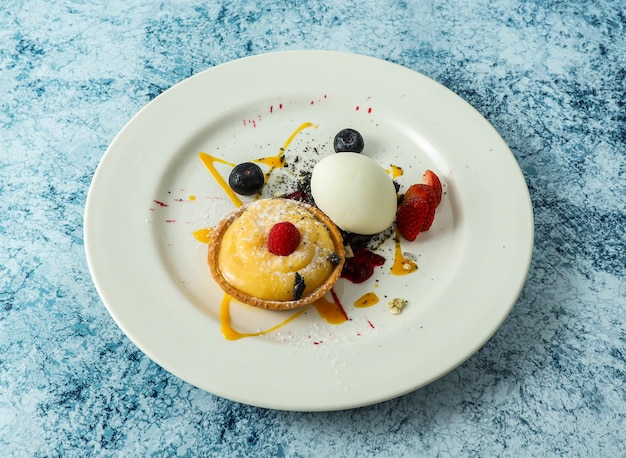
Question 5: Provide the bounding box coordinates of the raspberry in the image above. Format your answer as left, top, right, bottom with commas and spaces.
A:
267, 221, 301, 256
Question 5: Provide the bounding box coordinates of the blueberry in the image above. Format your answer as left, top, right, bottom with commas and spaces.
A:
333, 128, 364, 153
328, 252, 342, 266
293, 273, 305, 301
228, 162, 264, 195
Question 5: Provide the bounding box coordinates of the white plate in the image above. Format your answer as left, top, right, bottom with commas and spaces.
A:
84, 50, 533, 411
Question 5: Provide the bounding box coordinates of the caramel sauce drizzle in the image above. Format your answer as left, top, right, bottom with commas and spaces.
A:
192, 228, 213, 244
313, 295, 349, 324
354, 292, 379, 308
388, 164, 404, 179
197, 154, 243, 207
385, 164, 420, 275
254, 122, 317, 184
390, 228, 418, 275
220, 295, 307, 341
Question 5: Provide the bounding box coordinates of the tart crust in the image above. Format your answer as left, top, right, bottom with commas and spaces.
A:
207, 199, 345, 310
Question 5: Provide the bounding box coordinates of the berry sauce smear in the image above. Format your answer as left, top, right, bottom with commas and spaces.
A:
340, 248, 385, 284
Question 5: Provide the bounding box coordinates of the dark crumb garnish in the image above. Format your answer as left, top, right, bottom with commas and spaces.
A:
329, 252, 342, 266
293, 273, 306, 300
296, 171, 312, 196
341, 231, 373, 252
397, 193, 405, 207
281, 171, 315, 204
341, 225, 395, 252
282, 190, 313, 204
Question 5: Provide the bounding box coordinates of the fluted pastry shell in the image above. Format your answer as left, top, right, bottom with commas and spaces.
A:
207, 199, 345, 310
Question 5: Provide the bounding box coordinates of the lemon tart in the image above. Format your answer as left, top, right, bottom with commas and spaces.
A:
208, 198, 345, 310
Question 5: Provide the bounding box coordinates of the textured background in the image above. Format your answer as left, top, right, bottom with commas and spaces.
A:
1, 0, 625, 456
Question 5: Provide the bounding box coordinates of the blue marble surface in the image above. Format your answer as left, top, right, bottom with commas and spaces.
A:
1, 0, 625, 455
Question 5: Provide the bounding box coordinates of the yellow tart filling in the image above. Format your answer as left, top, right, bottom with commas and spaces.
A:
217, 199, 339, 301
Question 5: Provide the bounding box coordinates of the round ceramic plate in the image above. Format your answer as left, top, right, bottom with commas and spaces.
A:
84, 50, 533, 411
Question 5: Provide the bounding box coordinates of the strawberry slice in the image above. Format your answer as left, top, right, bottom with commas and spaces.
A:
397, 184, 437, 238
421, 169, 442, 207
396, 199, 427, 241
267, 221, 301, 256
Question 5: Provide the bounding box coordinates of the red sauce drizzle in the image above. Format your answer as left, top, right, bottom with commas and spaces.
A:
313, 289, 348, 324
330, 288, 348, 321
153, 200, 168, 207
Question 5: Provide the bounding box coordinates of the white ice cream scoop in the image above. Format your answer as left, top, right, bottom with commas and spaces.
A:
311, 152, 397, 235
